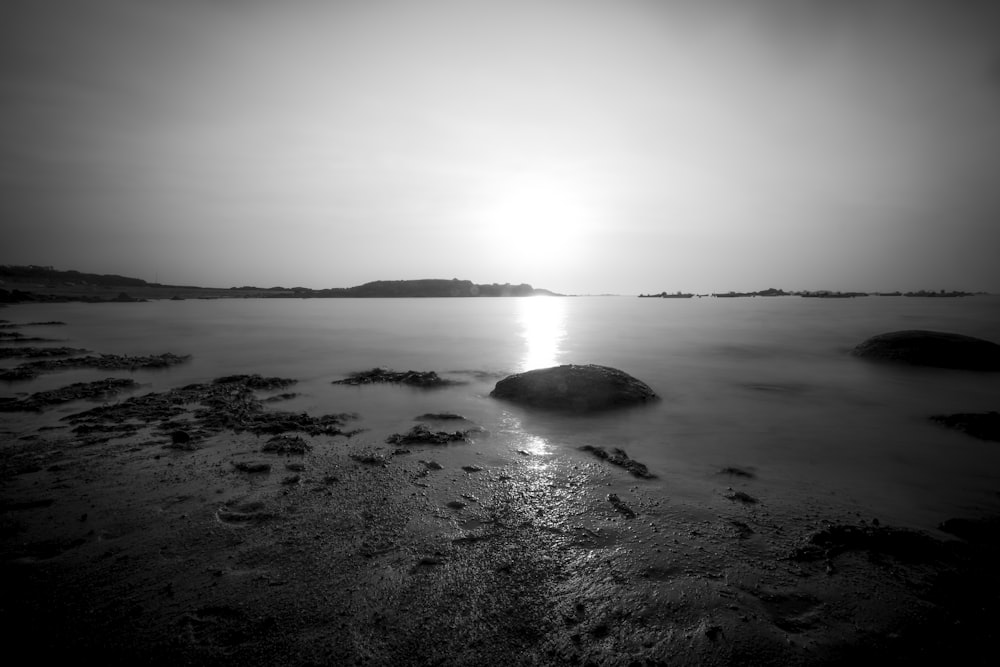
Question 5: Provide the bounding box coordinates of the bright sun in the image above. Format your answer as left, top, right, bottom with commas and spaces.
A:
478, 171, 591, 264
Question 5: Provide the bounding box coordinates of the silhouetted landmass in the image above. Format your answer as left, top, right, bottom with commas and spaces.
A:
903, 289, 976, 297
0, 265, 150, 287
639, 287, 985, 299
286, 279, 560, 298
0, 265, 561, 301
638, 291, 694, 298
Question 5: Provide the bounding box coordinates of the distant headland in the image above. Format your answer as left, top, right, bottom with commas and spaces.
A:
0, 265, 562, 302
639, 287, 987, 299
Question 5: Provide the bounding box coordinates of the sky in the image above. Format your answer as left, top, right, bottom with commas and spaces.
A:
2, 0, 999, 294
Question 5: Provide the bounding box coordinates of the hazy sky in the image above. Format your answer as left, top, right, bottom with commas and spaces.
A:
2, 0, 999, 294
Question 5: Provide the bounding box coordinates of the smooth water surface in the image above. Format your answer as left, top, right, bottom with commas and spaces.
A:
4, 295, 999, 531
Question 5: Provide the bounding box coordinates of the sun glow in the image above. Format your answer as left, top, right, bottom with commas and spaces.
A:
478, 170, 594, 264
517, 295, 566, 371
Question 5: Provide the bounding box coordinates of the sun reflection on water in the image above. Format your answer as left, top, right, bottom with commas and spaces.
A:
500, 412, 551, 472
517, 296, 566, 371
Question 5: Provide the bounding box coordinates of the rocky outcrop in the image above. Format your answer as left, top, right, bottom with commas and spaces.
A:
332, 368, 461, 388
385, 424, 471, 446
490, 364, 658, 412
580, 445, 654, 478
851, 330, 1000, 371
0, 352, 191, 381
0, 378, 138, 411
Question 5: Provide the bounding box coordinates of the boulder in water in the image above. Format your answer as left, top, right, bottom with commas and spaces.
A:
851, 330, 1000, 371
490, 364, 658, 412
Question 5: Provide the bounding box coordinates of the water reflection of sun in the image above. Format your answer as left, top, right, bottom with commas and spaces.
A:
518, 296, 566, 371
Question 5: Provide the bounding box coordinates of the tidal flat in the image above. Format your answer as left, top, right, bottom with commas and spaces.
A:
2, 299, 999, 664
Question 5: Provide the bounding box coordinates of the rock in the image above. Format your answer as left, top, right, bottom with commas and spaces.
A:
332, 368, 461, 388
718, 466, 755, 478
792, 523, 948, 563
852, 330, 1000, 371
490, 364, 658, 412
607, 493, 636, 518
580, 445, 655, 478
930, 412, 1000, 442
165, 429, 198, 451
385, 424, 470, 446
350, 451, 391, 466
414, 412, 467, 421
726, 490, 758, 504
939, 516, 1000, 547
1, 352, 191, 382
213, 374, 296, 391
0, 346, 89, 359
0, 378, 138, 411
170, 430, 192, 445
261, 434, 311, 454
61, 375, 362, 446
232, 461, 271, 473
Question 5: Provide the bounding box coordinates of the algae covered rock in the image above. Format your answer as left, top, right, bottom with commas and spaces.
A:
490, 364, 658, 412
852, 330, 1000, 371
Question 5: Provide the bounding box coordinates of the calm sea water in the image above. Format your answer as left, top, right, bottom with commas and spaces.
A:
4, 295, 1000, 531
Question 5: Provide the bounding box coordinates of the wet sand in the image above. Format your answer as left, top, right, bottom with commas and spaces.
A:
3, 383, 999, 666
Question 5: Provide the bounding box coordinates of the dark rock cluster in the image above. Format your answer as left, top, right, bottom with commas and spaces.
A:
62, 374, 360, 444
0, 352, 191, 381
332, 367, 461, 388
0, 378, 138, 412
385, 424, 471, 446
580, 445, 654, 478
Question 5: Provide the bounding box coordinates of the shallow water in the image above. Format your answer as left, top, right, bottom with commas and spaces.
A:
3, 295, 999, 531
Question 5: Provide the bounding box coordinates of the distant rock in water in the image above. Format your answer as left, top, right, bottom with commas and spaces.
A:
852, 330, 1000, 371
490, 364, 658, 412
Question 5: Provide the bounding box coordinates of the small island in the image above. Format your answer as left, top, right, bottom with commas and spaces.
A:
637, 286, 985, 299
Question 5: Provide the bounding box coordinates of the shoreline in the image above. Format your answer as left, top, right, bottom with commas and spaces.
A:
2, 305, 1000, 664
3, 379, 999, 664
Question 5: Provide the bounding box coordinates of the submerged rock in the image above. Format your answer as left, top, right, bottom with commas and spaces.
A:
0, 346, 90, 359
607, 493, 637, 518
262, 434, 311, 454
414, 412, 467, 421
852, 330, 1000, 371
0, 378, 138, 411
62, 374, 361, 440
792, 523, 948, 563
930, 412, 1000, 442
0, 352, 191, 382
580, 445, 655, 478
490, 364, 658, 412
386, 424, 470, 446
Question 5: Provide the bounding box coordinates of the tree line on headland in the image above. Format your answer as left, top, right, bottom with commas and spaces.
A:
0, 266, 987, 303
0, 265, 560, 302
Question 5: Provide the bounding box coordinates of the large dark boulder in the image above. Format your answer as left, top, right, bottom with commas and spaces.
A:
490, 364, 658, 412
852, 330, 1000, 371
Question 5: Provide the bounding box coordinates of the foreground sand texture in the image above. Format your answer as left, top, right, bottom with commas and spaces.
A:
2, 381, 999, 666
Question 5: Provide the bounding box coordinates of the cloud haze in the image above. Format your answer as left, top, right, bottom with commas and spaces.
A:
2, 0, 999, 293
